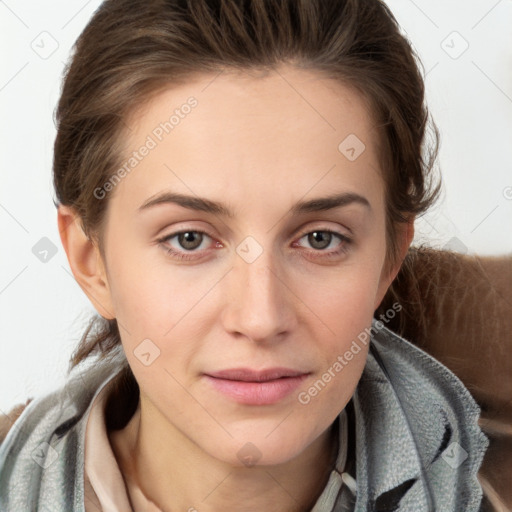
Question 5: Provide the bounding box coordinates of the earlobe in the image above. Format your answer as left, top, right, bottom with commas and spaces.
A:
57, 205, 116, 320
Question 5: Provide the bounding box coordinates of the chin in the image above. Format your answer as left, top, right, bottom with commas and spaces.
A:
204, 429, 313, 469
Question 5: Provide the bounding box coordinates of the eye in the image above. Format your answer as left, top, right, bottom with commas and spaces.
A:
293, 228, 352, 260
157, 230, 219, 261
157, 227, 352, 262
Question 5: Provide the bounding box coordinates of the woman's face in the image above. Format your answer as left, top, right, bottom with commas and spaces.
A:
95, 65, 399, 466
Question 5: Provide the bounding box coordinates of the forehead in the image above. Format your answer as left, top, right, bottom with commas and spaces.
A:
110, 65, 384, 214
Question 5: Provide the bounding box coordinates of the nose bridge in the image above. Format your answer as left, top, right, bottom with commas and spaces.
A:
236, 237, 281, 306
225, 234, 293, 340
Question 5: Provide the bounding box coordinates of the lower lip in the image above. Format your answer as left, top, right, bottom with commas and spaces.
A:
204, 375, 309, 405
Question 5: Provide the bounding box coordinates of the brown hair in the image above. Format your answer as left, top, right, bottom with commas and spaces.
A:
53, 0, 440, 415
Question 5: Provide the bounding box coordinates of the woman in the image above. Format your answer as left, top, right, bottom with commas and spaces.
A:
0, 0, 490, 510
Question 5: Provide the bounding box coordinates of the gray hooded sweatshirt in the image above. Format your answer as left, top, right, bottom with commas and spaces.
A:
0, 321, 489, 511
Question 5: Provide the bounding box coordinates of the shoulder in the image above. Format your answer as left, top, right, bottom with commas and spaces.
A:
353, 323, 489, 511
0, 353, 126, 510
0, 399, 34, 447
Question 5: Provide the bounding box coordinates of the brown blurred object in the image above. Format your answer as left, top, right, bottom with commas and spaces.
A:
379, 247, 512, 512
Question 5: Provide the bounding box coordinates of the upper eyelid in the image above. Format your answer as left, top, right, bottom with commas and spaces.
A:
158, 218, 352, 237
296, 226, 351, 240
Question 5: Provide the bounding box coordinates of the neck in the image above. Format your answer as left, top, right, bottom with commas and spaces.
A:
109, 399, 339, 512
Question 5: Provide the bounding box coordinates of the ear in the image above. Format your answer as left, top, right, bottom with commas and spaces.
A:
374, 218, 415, 310
57, 205, 116, 320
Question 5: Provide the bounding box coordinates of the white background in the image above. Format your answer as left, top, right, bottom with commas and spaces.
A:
1, 0, 511, 413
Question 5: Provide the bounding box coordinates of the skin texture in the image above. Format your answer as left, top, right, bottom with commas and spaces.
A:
56, 65, 411, 511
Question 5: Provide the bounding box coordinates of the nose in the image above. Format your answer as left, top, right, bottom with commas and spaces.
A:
221, 245, 296, 344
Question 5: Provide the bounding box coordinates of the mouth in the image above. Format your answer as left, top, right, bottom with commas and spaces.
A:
203, 367, 310, 405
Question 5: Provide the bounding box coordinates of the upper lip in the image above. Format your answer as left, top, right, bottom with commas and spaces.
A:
205, 367, 309, 382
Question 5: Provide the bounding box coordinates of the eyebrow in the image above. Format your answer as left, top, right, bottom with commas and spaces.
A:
138, 191, 371, 217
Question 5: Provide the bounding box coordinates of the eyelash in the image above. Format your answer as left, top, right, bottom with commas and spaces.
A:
156, 227, 352, 262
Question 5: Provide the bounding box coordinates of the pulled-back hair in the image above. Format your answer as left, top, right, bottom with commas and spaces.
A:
52, 0, 440, 407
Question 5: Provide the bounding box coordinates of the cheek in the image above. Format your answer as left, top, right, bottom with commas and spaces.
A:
309, 261, 384, 332
294, 318, 370, 445
105, 247, 213, 376
300, 250, 384, 390
105, 233, 177, 332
